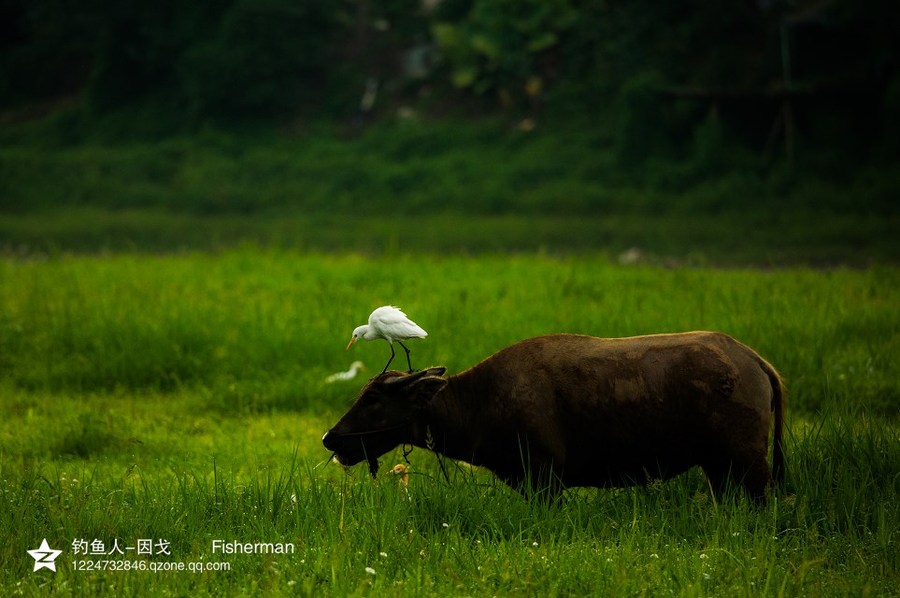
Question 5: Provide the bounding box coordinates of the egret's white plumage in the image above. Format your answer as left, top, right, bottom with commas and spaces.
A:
346, 306, 427, 373
325, 361, 366, 383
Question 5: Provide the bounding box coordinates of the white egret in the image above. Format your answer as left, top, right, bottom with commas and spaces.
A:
325, 361, 366, 383
346, 306, 427, 373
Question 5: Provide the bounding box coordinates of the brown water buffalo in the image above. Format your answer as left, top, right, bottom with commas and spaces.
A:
322, 332, 785, 501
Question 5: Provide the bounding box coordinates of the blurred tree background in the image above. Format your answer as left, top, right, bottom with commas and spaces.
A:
1, 0, 898, 260
3, 0, 897, 148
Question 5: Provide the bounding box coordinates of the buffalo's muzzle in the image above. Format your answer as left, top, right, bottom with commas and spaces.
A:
322, 430, 338, 451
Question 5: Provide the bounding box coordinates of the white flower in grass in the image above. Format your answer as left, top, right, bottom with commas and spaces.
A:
379, 551, 388, 558
365, 566, 376, 575
442, 522, 449, 529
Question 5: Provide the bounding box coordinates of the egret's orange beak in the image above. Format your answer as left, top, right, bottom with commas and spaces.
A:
345, 336, 357, 351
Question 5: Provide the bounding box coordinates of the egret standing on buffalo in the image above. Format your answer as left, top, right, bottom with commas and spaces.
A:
346, 306, 428, 373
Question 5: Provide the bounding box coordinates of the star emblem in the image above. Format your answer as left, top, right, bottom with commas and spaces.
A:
28, 538, 62, 572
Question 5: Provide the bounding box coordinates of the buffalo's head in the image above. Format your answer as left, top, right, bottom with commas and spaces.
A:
322, 367, 447, 477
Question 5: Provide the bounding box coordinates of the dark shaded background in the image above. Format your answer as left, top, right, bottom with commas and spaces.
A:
3, 0, 897, 149
1, 0, 898, 262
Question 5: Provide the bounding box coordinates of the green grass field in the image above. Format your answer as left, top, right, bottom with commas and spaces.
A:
1, 252, 898, 595
2, 119, 898, 265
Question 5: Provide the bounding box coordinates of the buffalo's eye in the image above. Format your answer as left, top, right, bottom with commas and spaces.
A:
362, 395, 384, 413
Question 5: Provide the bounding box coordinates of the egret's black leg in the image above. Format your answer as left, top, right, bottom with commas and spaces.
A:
397, 340, 413, 372
381, 344, 396, 374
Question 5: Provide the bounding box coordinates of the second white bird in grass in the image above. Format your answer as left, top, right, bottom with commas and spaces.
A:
325, 361, 366, 383
346, 306, 428, 373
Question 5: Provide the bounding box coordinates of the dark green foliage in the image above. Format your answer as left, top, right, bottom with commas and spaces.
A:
0, 1, 897, 263
2, 116, 896, 265
2, 0, 897, 160
180, 0, 338, 120
86, 0, 186, 112
431, 0, 577, 103
613, 71, 670, 168
0, 0, 95, 104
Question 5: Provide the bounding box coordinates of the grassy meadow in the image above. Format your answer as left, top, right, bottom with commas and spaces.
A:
1, 252, 898, 596
2, 119, 898, 264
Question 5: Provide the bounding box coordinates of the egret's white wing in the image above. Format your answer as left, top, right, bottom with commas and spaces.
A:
367, 305, 403, 326
394, 320, 428, 339
369, 306, 427, 340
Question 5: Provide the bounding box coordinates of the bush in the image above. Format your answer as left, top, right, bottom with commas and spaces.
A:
613, 71, 670, 168
180, 0, 339, 121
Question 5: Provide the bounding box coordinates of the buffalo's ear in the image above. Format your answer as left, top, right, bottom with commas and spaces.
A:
409, 374, 448, 410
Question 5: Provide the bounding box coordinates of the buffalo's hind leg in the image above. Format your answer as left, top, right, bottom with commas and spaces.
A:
499, 465, 564, 505
703, 454, 772, 504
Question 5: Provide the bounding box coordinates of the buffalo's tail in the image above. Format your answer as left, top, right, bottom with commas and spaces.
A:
760, 357, 786, 485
